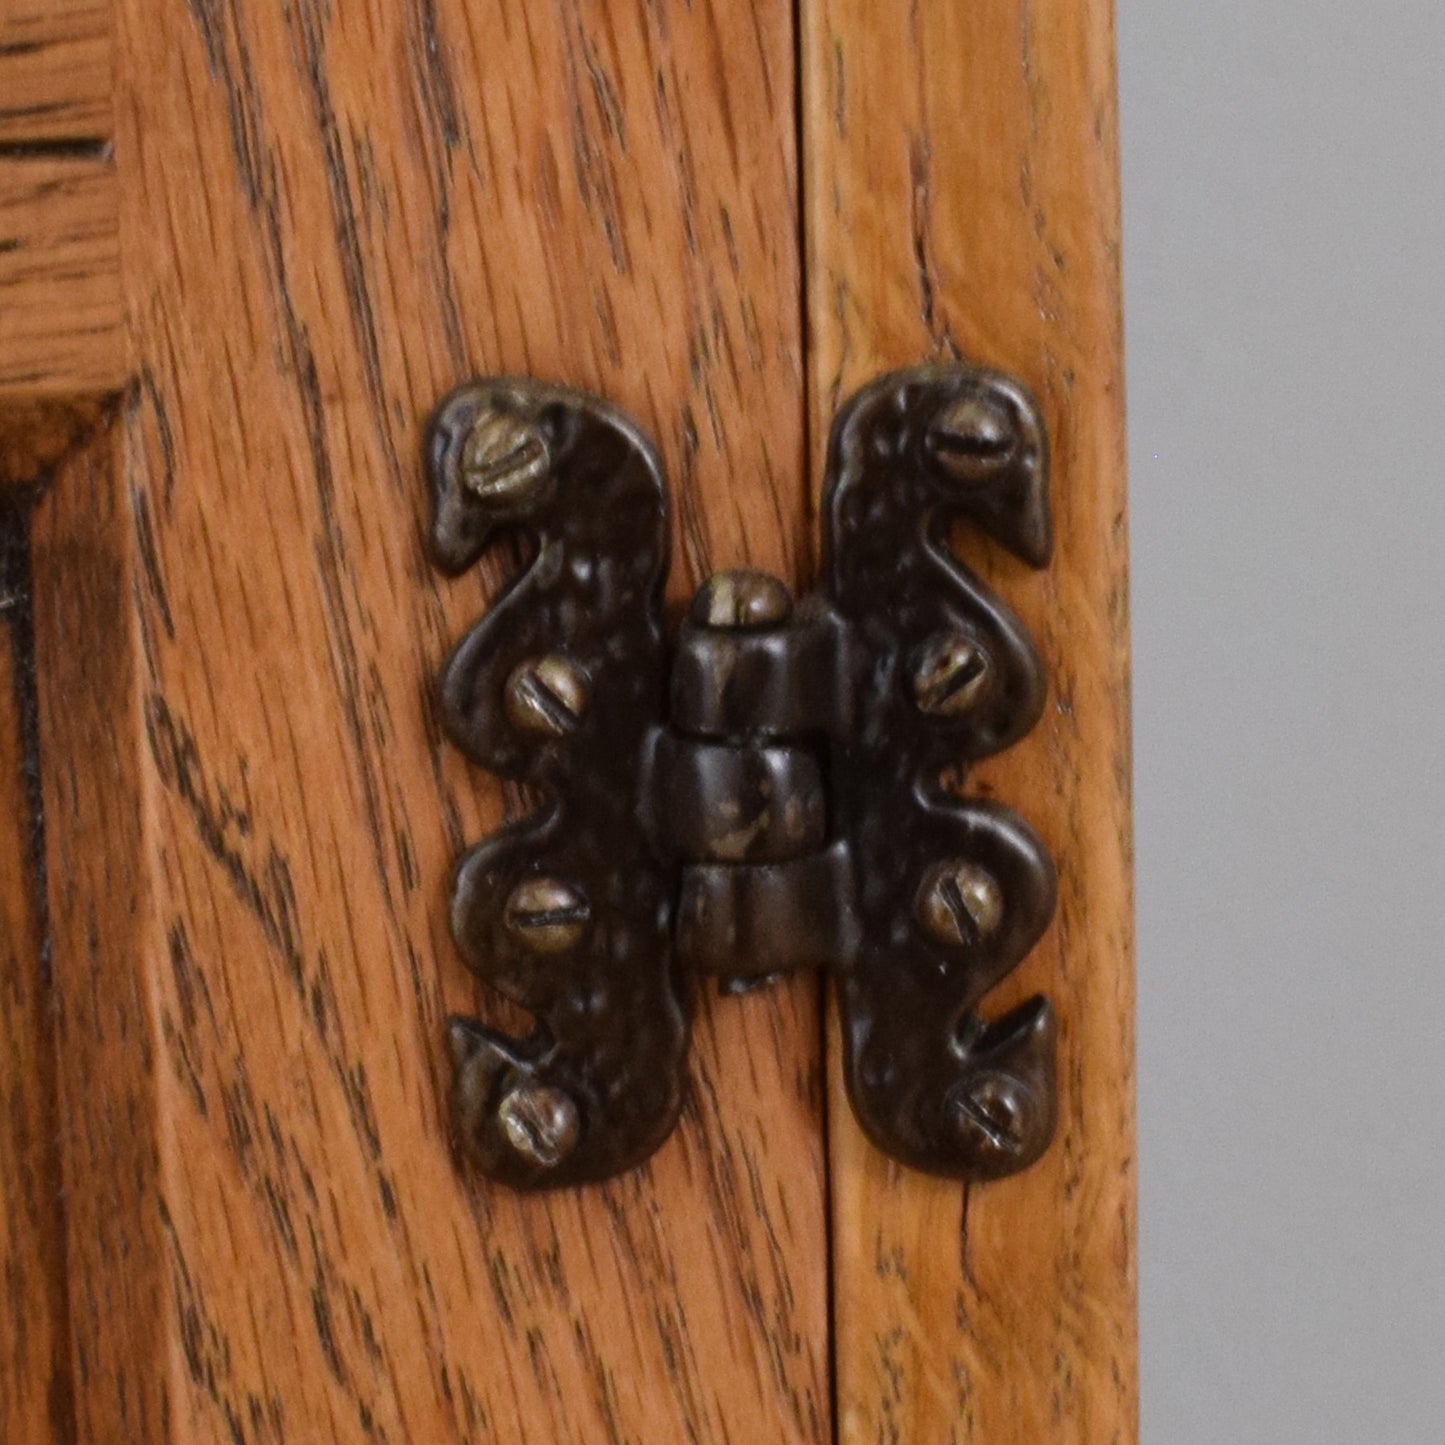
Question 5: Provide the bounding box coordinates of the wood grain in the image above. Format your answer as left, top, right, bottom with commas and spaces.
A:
0, 153, 123, 396
30, 424, 167, 1443
0, 8, 119, 1434
801, 2, 1137, 1440
0, 491, 72, 1445
7, 1, 1137, 1437
0, 0, 119, 1410
0, 0, 111, 146
0, 397, 113, 488
28, 1, 826, 1441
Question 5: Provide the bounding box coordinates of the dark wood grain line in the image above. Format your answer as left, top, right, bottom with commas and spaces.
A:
0, 138, 110, 161
286, 0, 402, 492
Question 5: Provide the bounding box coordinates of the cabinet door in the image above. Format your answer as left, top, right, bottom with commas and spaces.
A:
0, 2, 1133, 1441
803, 8, 1137, 1440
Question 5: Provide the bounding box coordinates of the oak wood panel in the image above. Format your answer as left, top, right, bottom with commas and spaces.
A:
32, 1, 828, 1442
0, 397, 115, 488
0, 492, 72, 1445
0, 0, 111, 146
802, 2, 1137, 1440
30, 425, 168, 1443
0, 153, 123, 396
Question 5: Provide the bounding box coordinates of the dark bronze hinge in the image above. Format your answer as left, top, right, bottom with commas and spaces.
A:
425, 364, 1057, 1189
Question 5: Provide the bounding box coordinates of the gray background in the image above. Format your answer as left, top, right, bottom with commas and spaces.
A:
1119, 3, 1445, 1440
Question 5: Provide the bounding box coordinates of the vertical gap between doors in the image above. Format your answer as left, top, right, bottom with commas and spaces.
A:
787, 2, 841, 1440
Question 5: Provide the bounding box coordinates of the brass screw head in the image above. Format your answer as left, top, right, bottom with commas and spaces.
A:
497, 1083, 581, 1168
504, 653, 590, 736
912, 632, 991, 716
461, 406, 550, 501
916, 860, 1004, 948
691, 569, 793, 630
503, 877, 591, 953
925, 391, 1017, 480
950, 1072, 1027, 1159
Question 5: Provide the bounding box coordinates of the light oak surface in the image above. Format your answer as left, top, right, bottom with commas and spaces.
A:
0, 0, 111, 145
17, 0, 830, 1440
108, 0, 816, 1438
803, 2, 1137, 1441
0, 155, 122, 395
0, 0, 119, 397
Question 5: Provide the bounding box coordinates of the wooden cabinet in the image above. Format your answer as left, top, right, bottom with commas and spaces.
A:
1, 1, 1134, 1439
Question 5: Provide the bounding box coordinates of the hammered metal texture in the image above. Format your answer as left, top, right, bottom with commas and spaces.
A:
426, 363, 1059, 1188
821, 365, 1058, 1179
426, 378, 684, 1189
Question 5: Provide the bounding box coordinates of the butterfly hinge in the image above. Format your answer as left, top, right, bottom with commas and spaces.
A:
425, 364, 1059, 1189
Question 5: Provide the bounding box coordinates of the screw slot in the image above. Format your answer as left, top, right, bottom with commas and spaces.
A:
504, 653, 590, 736
950, 1072, 1028, 1159
916, 860, 1004, 948
497, 1083, 581, 1168
912, 632, 992, 716
462, 406, 551, 501
925, 392, 1017, 478
504, 877, 591, 953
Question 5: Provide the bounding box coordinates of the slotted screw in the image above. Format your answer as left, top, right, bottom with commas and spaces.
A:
462, 405, 550, 500
497, 1083, 581, 1168
916, 860, 1004, 948
926, 391, 1016, 478
504, 654, 590, 736
912, 633, 991, 716
503, 877, 591, 954
951, 1073, 1027, 1159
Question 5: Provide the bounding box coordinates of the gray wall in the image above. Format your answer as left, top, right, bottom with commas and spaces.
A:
1119, 4, 1445, 1440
